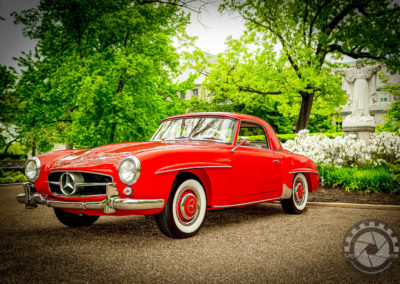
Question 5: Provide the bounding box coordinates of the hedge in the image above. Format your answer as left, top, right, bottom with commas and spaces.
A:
247, 132, 344, 143
0, 170, 27, 184
318, 165, 399, 194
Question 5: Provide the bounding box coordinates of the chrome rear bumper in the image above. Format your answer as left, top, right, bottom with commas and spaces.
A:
17, 182, 164, 214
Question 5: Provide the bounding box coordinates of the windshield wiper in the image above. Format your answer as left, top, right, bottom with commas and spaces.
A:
201, 136, 223, 141
162, 136, 191, 142
190, 137, 226, 143
162, 136, 225, 143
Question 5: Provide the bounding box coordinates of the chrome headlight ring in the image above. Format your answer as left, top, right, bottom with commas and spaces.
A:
118, 156, 141, 185
25, 157, 41, 182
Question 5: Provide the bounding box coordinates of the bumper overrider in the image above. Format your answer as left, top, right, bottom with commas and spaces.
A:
16, 182, 164, 214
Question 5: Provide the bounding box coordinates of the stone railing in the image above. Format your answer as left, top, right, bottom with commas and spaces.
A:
0, 160, 26, 170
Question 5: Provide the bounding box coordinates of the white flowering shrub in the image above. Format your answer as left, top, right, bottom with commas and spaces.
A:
369, 132, 400, 164
283, 130, 400, 167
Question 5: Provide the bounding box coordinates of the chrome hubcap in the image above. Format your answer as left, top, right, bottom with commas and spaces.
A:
294, 180, 306, 206
176, 190, 199, 226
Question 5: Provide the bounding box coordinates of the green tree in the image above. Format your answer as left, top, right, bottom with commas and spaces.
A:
377, 75, 400, 132
205, 0, 400, 131
12, 0, 195, 149
0, 65, 19, 153
192, 32, 344, 133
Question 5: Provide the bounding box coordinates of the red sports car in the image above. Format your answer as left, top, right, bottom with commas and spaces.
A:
18, 112, 319, 238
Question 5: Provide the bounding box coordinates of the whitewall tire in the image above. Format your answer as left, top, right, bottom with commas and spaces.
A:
156, 178, 207, 238
281, 173, 309, 214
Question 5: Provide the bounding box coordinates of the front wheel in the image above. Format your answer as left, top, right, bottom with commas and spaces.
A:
54, 208, 100, 227
281, 173, 309, 214
155, 178, 207, 238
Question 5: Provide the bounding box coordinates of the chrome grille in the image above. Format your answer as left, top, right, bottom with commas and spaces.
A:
47, 171, 112, 197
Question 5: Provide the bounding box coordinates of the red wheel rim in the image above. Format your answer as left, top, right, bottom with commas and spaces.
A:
176, 190, 199, 225
297, 184, 304, 199
294, 179, 306, 206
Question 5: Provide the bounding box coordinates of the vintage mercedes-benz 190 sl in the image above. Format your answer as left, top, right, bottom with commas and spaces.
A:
18, 112, 319, 238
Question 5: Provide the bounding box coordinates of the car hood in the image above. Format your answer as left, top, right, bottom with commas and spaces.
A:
51, 141, 201, 170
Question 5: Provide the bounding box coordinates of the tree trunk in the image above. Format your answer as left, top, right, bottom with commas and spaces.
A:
65, 142, 74, 149
31, 142, 37, 157
3, 139, 17, 155
109, 76, 125, 142
109, 122, 117, 143
295, 91, 314, 132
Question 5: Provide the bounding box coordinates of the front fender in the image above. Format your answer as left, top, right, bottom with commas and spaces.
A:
154, 162, 232, 174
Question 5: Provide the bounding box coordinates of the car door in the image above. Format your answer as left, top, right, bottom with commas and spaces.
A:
233, 121, 283, 203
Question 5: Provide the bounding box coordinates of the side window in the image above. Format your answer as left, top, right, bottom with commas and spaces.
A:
238, 121, 269, 149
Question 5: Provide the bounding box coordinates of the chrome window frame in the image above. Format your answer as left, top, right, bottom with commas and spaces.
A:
150, 116, 239, 145
236, 119, 270, 150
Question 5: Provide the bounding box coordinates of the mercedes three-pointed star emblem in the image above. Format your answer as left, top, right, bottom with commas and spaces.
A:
60, 172, 76, 195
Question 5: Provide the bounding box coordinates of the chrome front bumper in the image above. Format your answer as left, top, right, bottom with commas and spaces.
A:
16, 182, 164, 214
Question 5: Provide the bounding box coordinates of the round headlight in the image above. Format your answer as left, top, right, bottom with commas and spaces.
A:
118, 156, 141, 185
25, 157, 41, 182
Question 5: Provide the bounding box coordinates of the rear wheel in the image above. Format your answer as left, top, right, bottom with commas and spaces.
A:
54, 208, 99, 227
281, 173, 309, 214
155, 178, 207, 238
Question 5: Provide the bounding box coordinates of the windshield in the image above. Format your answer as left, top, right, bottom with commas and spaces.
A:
151, 117, 237, 144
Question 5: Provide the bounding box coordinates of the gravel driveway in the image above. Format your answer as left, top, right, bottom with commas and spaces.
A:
1, 184, 399, 283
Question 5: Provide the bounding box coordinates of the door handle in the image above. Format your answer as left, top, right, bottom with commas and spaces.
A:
272, 160, 280, 164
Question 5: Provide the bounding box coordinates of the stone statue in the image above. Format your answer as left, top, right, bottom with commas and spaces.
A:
334, 59, 384, 143
334, 59, 383, 118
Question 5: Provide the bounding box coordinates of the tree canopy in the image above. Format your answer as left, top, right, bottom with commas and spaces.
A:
197, 0, 400, 132
0, 65, 19, 151
11, 0, 195, 151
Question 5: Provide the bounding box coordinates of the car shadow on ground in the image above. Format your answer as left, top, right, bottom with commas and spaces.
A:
3, 203, 285, 242
202, 203, 284, 228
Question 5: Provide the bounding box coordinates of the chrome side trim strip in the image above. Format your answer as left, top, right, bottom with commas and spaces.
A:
289, 171, 319, 174
155, 165, 232, 175
213, 197, 280, 209
213, 184, 292, 209
17, 183, 164, 213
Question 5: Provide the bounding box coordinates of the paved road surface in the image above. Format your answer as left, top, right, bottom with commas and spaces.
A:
1, 184, 399, 283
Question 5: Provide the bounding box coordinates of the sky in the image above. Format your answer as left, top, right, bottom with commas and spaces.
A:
0, 0, 245, 68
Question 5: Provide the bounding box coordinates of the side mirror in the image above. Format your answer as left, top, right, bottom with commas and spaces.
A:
238, 136, 251, 146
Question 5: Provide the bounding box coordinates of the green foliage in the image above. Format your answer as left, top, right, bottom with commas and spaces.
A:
0, 168, 3, 177
192, 32, 344, 133
196, 0, 399, 131
0, 65, 19, 149
376, 74, 400, 132
247, 132, 344, 143
0, 142, 27, 155
319, 165, 399, 194
0, 170, 27, 184
12, 0, 194, 149
387, 159, 400, 185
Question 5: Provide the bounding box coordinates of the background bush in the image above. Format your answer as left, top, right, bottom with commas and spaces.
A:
283, 130, 400, 167
247, 132, 344, 143
0, 171, 27, 184
277, 132, 343, 143
319, 165, 398, 194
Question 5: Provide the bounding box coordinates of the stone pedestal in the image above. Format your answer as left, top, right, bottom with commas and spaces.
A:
342, 115, 375, 145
